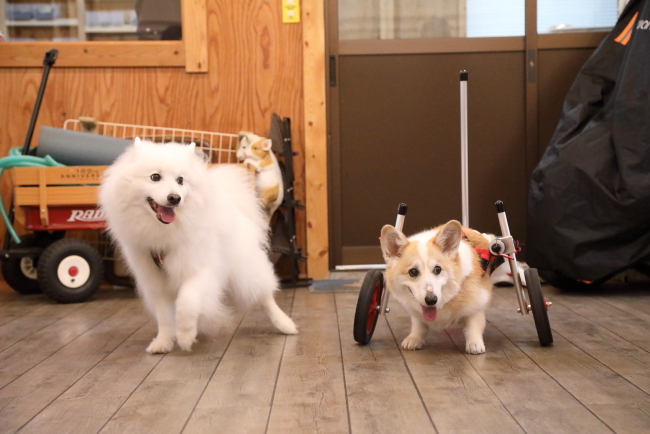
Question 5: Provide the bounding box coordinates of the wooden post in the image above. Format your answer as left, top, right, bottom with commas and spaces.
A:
182, 0, 208, 73
302, 0, 329, 280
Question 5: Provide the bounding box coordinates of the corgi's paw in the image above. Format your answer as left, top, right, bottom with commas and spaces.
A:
465, 339, 486, 355
176, 329, 198, 352
402, 334, 425, 351
146, 337, 175, 354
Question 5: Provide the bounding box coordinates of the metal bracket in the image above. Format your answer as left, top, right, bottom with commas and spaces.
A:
329, 55, 337, 87
489, 236, 515, 256
379, 284, 390, 316
527, 49, 537, 83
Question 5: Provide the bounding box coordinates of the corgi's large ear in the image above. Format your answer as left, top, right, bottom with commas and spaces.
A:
435, 220, 462, 255
381, 225, 409, 261
261, 139, 272, 152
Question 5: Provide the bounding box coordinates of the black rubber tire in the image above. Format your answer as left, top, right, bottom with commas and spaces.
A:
353, 270, 384, 345
525, 268, 553, 346
1, 234, 41, 294
38, 238, 104, 304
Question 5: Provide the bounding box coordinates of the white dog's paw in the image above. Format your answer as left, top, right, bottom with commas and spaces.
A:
275, 316, 298, 335
465, 339, 486, 354
146, 337, 175, 354
176, 330, 198, 352
401, 335, 425, 351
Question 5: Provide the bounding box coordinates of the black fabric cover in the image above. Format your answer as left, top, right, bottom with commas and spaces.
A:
527, 0, 650, 285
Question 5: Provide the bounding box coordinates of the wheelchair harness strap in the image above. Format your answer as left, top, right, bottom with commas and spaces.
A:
462, 233, 505, 275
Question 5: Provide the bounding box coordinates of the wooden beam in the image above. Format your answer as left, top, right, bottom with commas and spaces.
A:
0, 41, 185, 68
302, 0, 329, 280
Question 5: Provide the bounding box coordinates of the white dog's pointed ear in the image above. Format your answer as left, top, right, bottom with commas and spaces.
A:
381, 225, 409, 261
261, 139, 272, 152
188, 142, 196, 153
133, 137, 142, 147
435, 220, 462, 255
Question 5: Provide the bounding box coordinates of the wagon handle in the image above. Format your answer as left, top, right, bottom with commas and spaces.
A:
22, 49, 58, 156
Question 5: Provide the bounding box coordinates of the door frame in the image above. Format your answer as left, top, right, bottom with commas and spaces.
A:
315, 0, 609, 271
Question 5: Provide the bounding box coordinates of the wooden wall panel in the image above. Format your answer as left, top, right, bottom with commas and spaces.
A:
0, 0, 307, 277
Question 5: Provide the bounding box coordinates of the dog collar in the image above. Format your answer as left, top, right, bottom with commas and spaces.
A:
151, 251, 165, 269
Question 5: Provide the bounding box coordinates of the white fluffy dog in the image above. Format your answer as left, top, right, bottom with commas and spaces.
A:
99, 139, 298, 354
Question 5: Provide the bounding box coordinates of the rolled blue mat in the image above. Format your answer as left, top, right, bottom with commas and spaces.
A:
36, 126, 132, 166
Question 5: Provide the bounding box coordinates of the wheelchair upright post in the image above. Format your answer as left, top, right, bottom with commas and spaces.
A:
460, 70, 470, 228
492, 201, 529, 315
379, 203, 407, 316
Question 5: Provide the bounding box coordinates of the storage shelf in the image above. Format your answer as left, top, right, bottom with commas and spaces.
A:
0, 1, 147, 43
7, 18, 79, 27
85, 25, 137, 34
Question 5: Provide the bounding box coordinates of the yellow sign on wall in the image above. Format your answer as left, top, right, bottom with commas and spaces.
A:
282, 0, 300, 24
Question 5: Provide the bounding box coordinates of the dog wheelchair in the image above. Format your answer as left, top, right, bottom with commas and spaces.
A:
353, 201, 553, 347
353, 70, 553, 348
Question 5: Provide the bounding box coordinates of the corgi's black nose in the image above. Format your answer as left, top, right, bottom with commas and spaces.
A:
425, 294, 438, 306
167, 194, 181, 205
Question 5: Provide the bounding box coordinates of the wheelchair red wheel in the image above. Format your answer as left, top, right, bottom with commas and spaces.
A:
353, 270, 384, 345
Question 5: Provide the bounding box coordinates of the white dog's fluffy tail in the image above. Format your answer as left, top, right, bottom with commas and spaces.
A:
262, 296, 298, 335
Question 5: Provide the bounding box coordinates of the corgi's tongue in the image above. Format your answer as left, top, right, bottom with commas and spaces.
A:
158, 205, 176, 223
422, 306, 438, 321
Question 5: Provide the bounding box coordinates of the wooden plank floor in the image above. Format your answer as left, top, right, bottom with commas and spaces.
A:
1, 279, 649, 434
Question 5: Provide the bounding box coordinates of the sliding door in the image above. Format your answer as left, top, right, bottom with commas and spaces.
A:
328, 0, 621, 267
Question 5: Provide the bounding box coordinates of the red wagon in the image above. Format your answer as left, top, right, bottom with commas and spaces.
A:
2, 120, 241, 303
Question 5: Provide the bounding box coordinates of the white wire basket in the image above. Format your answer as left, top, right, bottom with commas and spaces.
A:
63, 119, 239, 164
61, 119, 240, 266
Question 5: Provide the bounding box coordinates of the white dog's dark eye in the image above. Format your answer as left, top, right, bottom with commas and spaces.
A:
433, 266, 442, 275
150, 173, 161, 182
177, 177, 183, 185
408, 268, 419, 278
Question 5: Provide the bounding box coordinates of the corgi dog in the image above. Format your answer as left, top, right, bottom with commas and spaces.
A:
380, 220, 492, 354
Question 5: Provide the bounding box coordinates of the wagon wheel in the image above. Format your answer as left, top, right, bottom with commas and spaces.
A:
1, 234, 41, 294
38, 238, 104, 304
353, 270, 384, 345
525, 268, 553, 346
0, 231, 64, 295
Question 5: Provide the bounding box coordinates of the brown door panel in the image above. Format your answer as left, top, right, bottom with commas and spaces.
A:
337, 52, 527, 264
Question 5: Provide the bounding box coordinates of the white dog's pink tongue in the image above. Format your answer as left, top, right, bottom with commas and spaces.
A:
422, 306, 438, 321
158, 206, 176, 223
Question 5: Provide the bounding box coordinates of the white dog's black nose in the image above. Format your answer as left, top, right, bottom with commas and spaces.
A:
167, 194, 181, 205
425, 294, 438, 306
